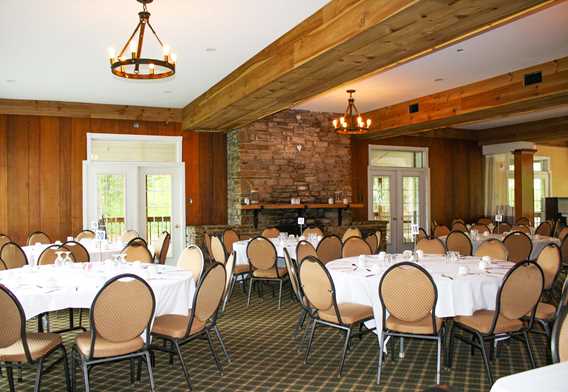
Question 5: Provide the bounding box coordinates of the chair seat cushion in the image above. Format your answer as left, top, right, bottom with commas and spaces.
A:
234, 264, 250, 274
151, 313, 205, 339
386, 315, 443, 335
75, 332, 144, 358
319, 303, 373, 325
253, 267, 287, 279
0, 333, 61, 362
533, 302, 556, 320
455, 310, 523, 334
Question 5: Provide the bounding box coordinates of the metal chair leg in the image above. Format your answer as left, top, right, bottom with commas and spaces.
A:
436, 336, 442, 385
446, 322, 455, 368
376, 331, 385, 385
174, 341, 193, 391
304, 319, 317, 364
522, 331, 537, 369
399, 337, 405, 359
33, 359, 43, 392
82, 362, 91, 392
205, 330, 223, 375
145, 352, 156, 392
278, 280, 283, 310
247, 278, 254, 306
213, 325, 231, 363
7, 367, 15, 392
476, 332, 493, 385
59, 345, 71, 392
338, 328, 351, 377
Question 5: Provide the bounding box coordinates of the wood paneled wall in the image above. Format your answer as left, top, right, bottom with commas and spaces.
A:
351, 136, 484, 226
0, 114, 227, 245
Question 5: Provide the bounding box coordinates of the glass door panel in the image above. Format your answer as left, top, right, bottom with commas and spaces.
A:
370, 172, 396, 252
145, 174, 173, 252
401, 176, 421, 249
96, 174, 126, 241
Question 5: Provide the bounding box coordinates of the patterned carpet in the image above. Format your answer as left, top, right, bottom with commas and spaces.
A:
1, 283, 548, 392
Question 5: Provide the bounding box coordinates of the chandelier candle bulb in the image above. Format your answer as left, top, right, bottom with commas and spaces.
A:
149, 63, 155, 74
332, 89, 371, 135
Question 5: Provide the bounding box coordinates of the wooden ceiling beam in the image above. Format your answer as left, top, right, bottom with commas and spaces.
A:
476, 115, 568, 144
0, 99, 182, 123
364, 56, 568, 139
182, 0, 558, 131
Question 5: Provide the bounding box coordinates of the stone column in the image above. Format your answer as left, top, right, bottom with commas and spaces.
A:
513, 149, 536, 222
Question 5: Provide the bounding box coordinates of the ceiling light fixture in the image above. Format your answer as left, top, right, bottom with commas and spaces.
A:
107, 0, 176, 80
332, 90, 371, 135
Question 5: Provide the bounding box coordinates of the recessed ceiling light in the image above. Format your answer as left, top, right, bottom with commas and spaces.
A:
5, 79, 16, 83
163, 90, 173, 94
456, 48, 464, 53
205, 48, 217, 52
434, 78, 444, 82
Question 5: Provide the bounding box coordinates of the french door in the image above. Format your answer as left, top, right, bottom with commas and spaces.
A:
83, 162, 185, 263
369, 169, 427, 253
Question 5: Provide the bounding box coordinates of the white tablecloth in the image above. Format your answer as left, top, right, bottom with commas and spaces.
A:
0, 263, 195, 320
233, 237, 319, 266
326, 255, 512, 331
23, 240, 155, 265
490, 362, 568, 392
441, 233, 560, 259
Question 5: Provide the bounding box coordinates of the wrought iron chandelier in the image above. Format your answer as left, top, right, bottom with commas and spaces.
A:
332, 89, 371, 135
107, 0, 176, 80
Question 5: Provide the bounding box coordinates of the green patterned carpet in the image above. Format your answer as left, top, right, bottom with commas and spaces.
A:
1, 284, 548, 392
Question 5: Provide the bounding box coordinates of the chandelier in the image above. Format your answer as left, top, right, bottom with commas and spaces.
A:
332, 89, 371, 135
107, 0, 176, 80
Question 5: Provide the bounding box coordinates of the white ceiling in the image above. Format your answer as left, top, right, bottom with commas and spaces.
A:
0, 0, 329, 108
455, 105, 568, 130
297, 1, 568, 113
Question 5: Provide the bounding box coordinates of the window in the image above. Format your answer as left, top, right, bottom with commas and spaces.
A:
89, 135, 181, 163
370, 149, 425, 168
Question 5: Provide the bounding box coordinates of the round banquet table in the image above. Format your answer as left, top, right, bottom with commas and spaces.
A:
326, 254, 514, 331
23, 240, 155, 265
0, 262, 195, 321
489, 361, 568, 392
440, 233, 560, 259
232, 236, 321, 266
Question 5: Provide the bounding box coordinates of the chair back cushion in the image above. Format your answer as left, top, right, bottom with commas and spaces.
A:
222, 229, 239, 254
494, 223, 512, 234
0, 235, 11, 249
471, 224, 490, 233
296, 240, 317, 263
0, 242, 28, 269
120, 230, 139, 244
193, 263, 226, 324
536, 244, 561, 290
247, 236, 277, 270
155, 232, 171, 265
303, 227, 323, 237
63, 241, 90, 263
503, 232, 532, 263
342, 237, 372, 258
536, 221, 553, 237
0, 286, 23, 349
299, 256, 334, 312
37, 245, 62, 266
380, 263, 436, 323
316, 235, 342, 263
28, 231, 51, 246
433, 225, 450, 238
177, 245, 204, 283
365, 233, 379, 254
92, 275, 154, 343
446, 231, 472, 256
123, 243, 153, 263
475, 239, 508, 260
284, 249, 302, 303
342, 227, 362, 242
416, 238, 445, 255
261, 227, 280, 238
76, 230, 95, 241
210, 236, 227, 264
499, 261, 543, 321
451, 222, 467, 232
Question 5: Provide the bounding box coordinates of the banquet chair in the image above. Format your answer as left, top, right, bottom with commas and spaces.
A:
211, 235, 228, 264
471, 224, 490, 234
27, 231, 51, 246
283, 249, 314, 343
178, 245, 205, 284
204, 232, 214, 262
154, 231, 171, 265
303, 227, 323, 237
0, 233, 11, 249
37, 245, 74, 266
0, 242, 28, 269
75, 230, 95, 241
122, 241, 153, 263
536, 221, 554, 237
451, 218, 465, 226
511, 224, 531, 234
503, 231, 532, 263
342, 237, 372, 258
71, 274, 156, 392
62, 241, 90, 263
120, 230, 139, 244
447, 260, 544, 385
551, 305, 568, 363
516, 217, 531, 226
342, 227, 362, 242
493, 222, 512, 234
0, 285, 71, 392
365, 233, 379, 254
475, 239, 508, 261
316, 234, 342, 264
150, 263, 227, 390
477, 218, 493, 226
222, 228, 239, 254
433, 225, 450, 238
559, 227, 568, 242
246, 236, 288, 309
296, 240, 317, 264
126, 236, 148, 247
416, 238, 446, 255
377, 262, 444, 385
0, 260, 6, 270
418, 227, 429, 241
446, 231, 472, 256
221, 251, 237, 314
261, 227, 280, 239
300, 256, 373, 376
451, 222, 468, 233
